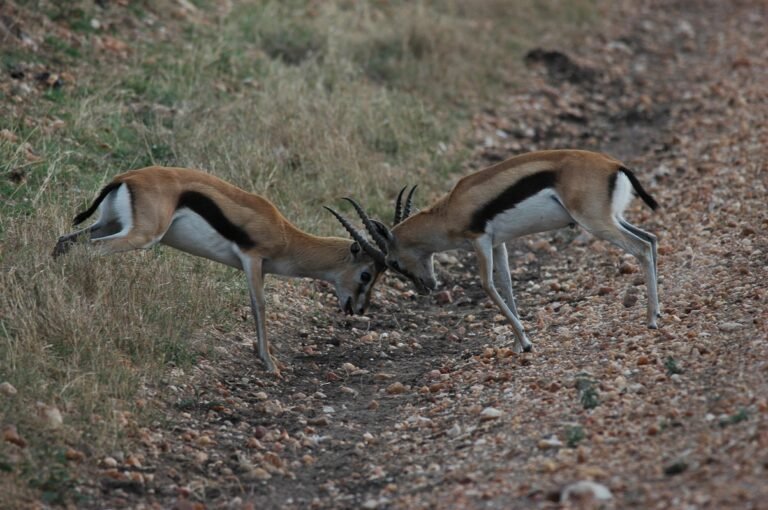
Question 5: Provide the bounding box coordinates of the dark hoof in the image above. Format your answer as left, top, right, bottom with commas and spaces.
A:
51, 244, 67, 258
523, 344, 533, 353
52, 238, 75, 258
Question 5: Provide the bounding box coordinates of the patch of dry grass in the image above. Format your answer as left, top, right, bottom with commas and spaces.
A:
1, 198, 242, 504
0, 0, 595, 503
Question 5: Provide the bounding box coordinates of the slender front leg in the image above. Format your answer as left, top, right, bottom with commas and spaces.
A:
474, 236, 532, 353
241, 255, 280, 375
493, 242, 519, 318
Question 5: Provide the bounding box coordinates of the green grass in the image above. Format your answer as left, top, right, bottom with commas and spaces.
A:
664, 356, 683, 375
575, 373, 600, 410
565, 425, 586, 447
0, 0, 596, 504
719, 408, 749, 428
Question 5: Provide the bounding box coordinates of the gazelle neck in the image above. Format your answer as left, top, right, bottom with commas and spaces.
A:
396, 211, 457, 253
265, 225, 348, 282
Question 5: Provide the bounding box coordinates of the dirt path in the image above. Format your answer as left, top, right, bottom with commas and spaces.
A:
80, 1, 767, 508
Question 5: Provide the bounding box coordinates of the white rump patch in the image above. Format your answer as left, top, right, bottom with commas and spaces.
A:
90, 183, 134, 241
611, 171, 633, 219
161, 208, 243, 269
486, 189, 573, 242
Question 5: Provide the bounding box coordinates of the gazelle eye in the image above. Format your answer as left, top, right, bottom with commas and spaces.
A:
360, 271, 371, 283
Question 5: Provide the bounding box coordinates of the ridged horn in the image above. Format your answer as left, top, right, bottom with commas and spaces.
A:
342, 197, 390, 253
324, 206, 386, 267
393, 186, 407, 225
402, 185, 418, 220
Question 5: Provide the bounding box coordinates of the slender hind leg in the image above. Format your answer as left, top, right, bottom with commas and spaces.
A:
53, 185, 133, 257
53, 219, 126, 257
576, 217, 660, 328
89, 231, 160, 254
619, 219, 659, 304
53, 225, 97, 257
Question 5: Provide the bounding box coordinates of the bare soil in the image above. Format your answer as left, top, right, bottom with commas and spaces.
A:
36, 0, 768, 508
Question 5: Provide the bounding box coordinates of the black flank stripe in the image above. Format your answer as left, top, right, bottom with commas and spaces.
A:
469, 171, 557, 233
177, 191, 256, 249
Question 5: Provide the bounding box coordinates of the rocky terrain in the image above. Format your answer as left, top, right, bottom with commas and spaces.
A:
3, 0, 767, 508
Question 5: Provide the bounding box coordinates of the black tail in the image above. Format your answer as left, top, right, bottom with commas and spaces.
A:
72, 182, 122, 226
619, 167, 659, 211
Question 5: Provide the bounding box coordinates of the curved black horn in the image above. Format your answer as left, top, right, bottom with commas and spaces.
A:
324, 206, 386, 266
402, 185, 418, 220
393, 186, 407, 225
342, 197, 390, 253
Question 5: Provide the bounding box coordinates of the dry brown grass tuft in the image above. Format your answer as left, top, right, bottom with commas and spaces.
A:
1, 202, 244, 504
1, 201, 240, 417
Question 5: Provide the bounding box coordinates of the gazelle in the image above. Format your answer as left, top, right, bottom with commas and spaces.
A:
342, 150, 660, 353
52, 166, 387, 375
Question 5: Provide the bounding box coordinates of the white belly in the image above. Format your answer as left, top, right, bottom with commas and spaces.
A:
161, 209, 243, 269
486, 190, 573, 242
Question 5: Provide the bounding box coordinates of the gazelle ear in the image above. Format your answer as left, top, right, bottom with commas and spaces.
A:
371, 220, 393, 245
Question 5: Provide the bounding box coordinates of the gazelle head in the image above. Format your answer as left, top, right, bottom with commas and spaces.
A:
331, 188, 438, 295
324, 206, 388, 315
333, 240, 386, 315
382, 233, 437, 295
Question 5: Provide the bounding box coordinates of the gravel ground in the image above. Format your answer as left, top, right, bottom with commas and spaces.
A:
70, 1, 767, 508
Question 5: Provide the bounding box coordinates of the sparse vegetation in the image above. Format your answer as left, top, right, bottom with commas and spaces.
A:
575, 373, 600, 410
719, 408, 749, 428
25, 445, 82, 507
565, 425, 585, 447
664, 356, 683, 375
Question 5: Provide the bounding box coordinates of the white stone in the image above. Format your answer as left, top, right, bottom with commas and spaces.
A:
480, 407, 503, 419
561, 480, 613, 503
447, 424, 462, 437
538, 436, 563, 449
718, 322, 742, 332
0, 382, 17, 396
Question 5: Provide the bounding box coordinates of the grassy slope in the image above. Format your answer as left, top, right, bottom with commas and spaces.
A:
0, 0, 594, 505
